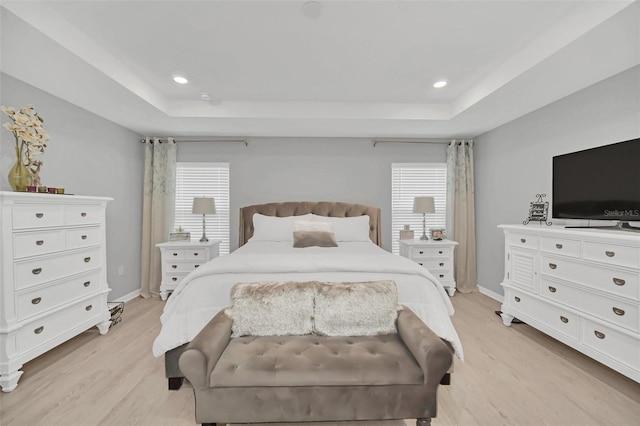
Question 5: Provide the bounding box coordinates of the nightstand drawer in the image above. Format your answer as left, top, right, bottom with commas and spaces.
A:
166, 273, 189, 286
432, 271, 453, 282
415, 259, 452, 270
163, 248, 207, 260
165, 262, 203, 273
411, 247, 451, 258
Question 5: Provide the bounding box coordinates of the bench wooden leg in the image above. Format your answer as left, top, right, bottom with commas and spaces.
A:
417, 418, 432, 426
168, 377, 184, 390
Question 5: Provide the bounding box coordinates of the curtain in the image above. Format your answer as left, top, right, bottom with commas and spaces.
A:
446, 140, 478, 293
140, 137, 177, 298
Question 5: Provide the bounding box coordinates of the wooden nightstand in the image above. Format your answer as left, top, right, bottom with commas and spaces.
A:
399, 239, 458, 296
156, 240, 220, 300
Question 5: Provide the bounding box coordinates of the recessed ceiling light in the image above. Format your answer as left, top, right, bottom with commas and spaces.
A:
172, 75, 189, 84
433, 80, 448, 88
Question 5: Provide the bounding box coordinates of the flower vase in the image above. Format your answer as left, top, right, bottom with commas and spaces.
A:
8, 146, 32, 191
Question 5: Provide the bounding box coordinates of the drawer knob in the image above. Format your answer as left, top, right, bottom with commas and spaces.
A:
555, 243, 563, 249
193, 252, 199, 256
612, 307, 625, 316
418, 250, 424, 255
439, 262, 444, 267
194, 264, 200, 268
81, 235, 87, 240
171, 277, 178, 282
418, 262, 423, 266
514, 296, 521, 302
605, 251, 615, 257
172, 252, 178, 256
34, 326, 44, 334
439, 274, 444, 278
35, 213, 44, 218
84, 281, 91, 287
171, 265, 177, 269
84, 257, 91, 263
613, 278, 626, 286
548, 263, 557, 270
520, 238, 526, 243
594, 330, 605, 340
560, 316, 568, 323
85, 305, 93, 311
32, 267, 42, 275
81, 212, 87, 217
36, 240, 44, 246
31, 297, 42, 305
548, 286, 557, 293
438, 250, 443, 254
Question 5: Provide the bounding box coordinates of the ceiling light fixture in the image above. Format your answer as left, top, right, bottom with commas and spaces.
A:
172, 75, 189, 84
200, 93, 212, 101
433, 80, 448, 88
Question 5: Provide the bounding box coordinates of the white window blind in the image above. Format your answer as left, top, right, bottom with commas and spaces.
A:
174, 162, 230, 255
391, 163, 447, 255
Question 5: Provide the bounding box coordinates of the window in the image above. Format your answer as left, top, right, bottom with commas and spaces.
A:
391, 163, 447, 255
174, 162, 230, 255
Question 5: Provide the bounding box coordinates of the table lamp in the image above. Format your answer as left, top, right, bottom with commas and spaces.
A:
413, 196, 435, 240
192, 197, 216, 242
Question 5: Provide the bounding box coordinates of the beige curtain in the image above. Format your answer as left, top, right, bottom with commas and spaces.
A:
446, 139, 478, 293
140, 137, 177, 298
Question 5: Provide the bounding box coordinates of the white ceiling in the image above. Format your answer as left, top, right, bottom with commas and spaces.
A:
1, 0, 638, 139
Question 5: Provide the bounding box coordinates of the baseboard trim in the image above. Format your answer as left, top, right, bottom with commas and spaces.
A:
110, 289, 141, 303
478, 285, 503, 302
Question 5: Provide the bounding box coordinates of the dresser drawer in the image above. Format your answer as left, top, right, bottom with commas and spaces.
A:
165, 261, 203, 273
540, 255, 639, 300
541, 279, 639, 333
539, 237, 581, 258
506, 289, 579, 340
65, 204, 101, 225
583, 242, 639, 269
14, 248, 101, 290
12, 205, 64, 229
581, 318, 640, 370
508, 233, 538, 250
410, 247, 451, 259
17, 295, 103, 354
415, 259, 452, 270
66, 226, 101, 250
16, 272, 101, 320
14, 230, 65, 259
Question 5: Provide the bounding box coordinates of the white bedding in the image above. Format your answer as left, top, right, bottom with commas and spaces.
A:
152, 241, 464, 360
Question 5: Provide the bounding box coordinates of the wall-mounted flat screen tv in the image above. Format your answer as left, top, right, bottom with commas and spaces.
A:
552, 138, 640, 227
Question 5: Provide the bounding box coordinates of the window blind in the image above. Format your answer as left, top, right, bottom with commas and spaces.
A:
391, 163, 447, 255
174, 162, 230, 255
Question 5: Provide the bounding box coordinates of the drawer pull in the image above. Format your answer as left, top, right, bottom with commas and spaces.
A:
36, 240, 44, 246
514, 296, 521, 302
520, 238, 526, 243
34, 326, 44, 334
548, 286, 557, 293
84, 257, 91, 263
194, 264, 200, 268
439, 274, 444, 278
32, 267, 42, 275
613, 278, 625, 286
85, 305, 93, 311
560, 316, 568, 323
612, 307, 625, 316
172, 252, 178, 256
418, 250, 424, 255
438, 250, 443, 254
439, 262, 444, 267
594, 330, 605, 339
605, 251, 615, 257
31, 297, 42, 305
193, 252, 199, 256
81, 235, 87, 240
418, 262, 423, 266
548, 263, 557, 270
555, 243, 563, 249
171, 265, 177, 269
84, 281, 91, 287
35, 213, 44, 218
171, 277, 178, 282
81, 212, 87, 217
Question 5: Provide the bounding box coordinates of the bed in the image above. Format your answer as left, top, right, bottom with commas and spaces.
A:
153, 201, 463, 389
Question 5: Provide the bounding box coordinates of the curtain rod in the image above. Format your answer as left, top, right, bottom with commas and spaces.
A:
372, 139, 450, 147
140, 138, 248, 146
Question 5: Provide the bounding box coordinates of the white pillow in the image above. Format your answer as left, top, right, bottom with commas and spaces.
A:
250, 213, 313, 242
310, 214, 371, 242
294, 220, 332, 232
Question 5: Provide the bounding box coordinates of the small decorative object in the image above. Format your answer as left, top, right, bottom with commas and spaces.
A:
430, 228, 445, 241
523, 193, 552, 226
413, 196, 435, 240
27, 185, 37, 192
399, 225, 414, 240
192, 197, 216, 242
107, 301, 125, 328
1, 105, 51, 191
169, 226, 191, 241
56, 187, 65, 194
37, 186, 47, 193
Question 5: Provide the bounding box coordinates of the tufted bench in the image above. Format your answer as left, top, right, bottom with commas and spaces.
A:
179, 307, 453, 426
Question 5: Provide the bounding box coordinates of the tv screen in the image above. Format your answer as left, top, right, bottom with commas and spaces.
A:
552, 138, 640, 222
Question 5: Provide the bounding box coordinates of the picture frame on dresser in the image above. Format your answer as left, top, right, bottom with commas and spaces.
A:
0, 191, 113, 392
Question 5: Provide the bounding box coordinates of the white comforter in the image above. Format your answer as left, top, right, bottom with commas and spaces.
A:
152, 241, 464, 359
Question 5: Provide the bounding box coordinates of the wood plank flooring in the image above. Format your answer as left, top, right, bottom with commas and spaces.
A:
1, 292, 638, 426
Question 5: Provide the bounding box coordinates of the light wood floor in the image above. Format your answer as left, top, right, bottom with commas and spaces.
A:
1, 292, 638, 426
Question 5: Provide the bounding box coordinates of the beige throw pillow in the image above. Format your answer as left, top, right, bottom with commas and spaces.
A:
293, 230, 338, 248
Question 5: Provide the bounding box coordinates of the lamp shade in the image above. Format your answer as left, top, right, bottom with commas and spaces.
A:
192, 197, 216, 215
413, 196, 435, 214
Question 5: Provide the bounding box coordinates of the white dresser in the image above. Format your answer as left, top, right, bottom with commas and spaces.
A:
499, 224, 640, 382
399, 239, 458, 296
156, 240, 220, 300
0, 192, 112, 392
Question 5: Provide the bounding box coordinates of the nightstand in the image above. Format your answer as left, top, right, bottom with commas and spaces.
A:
156, 240, 220, 300
399, 239, 458, 296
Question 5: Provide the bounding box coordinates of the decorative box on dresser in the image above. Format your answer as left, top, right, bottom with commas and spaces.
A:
399, 239, 458, 296
156, 240, 220, 300
499, 224, 640, 382
0, 192, 112, 392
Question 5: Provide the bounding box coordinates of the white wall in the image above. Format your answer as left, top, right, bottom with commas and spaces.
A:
178, 138, 446, 252
474, 66, 640, 296
1, 73, 144, 300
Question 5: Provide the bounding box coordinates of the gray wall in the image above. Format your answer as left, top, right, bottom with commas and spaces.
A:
178, 138, 446, 252
1, 73, 144, 300
474, 66, 640, 296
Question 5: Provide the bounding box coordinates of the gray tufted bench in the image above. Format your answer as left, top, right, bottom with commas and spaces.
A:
179, 307, 453, 426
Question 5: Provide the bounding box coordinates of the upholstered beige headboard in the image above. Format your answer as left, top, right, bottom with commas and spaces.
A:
239, 201, 382, 247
